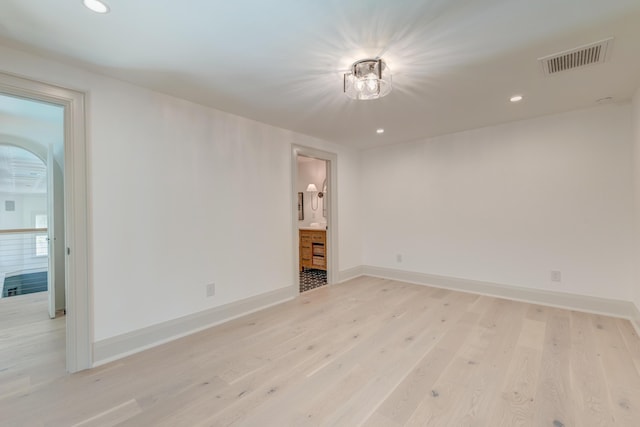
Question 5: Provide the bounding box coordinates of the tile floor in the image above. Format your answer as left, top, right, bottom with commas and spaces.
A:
299, 268, 327, 292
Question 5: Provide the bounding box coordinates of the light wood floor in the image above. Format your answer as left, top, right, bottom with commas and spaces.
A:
2, 277, 640, 426
0, 292, 66, 403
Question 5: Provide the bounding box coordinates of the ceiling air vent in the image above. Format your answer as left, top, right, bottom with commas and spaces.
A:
539, 38, 613, 75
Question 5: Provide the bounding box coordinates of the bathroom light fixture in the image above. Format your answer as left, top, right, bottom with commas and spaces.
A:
376, 128, 384, 134
306, 183, 324, 210
510, 95, 523, 102
83, 0, 110, 13
344, 59, 392, 100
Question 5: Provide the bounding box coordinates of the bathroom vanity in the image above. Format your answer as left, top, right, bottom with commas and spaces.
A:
299, 228, 326, 271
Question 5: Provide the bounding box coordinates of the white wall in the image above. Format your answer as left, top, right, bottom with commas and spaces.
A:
297, 157, 327, 227
0, 43, 362, 342
362, 104, 635, 301
633, 89, 640, 311
0, 193, 46, 229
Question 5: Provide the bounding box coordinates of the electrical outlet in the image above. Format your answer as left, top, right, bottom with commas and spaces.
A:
396, 254, 403, 263
551, 271, 561, 282
206, 283, 216, 297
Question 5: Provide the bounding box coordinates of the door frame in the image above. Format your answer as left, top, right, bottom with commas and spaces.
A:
0, 71, 91, 372
291, 145, 338, 292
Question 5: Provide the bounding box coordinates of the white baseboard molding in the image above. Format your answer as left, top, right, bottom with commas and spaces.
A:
363, 265, 640, 327
93, 286, 296, 367
93, 268, 640, 366
631, 302, 640, 336
338, 266, 364, 283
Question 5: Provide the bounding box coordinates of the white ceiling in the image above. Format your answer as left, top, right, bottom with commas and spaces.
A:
0, 144, 46, 194
1, 0, 639, 149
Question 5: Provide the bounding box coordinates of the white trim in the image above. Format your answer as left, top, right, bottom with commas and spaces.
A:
631, 303, 640, 336
362, 265, 640, 325
0, 71, 91, 372
93, 286, 295, 366
338, 266, 364, 283
0, 134, 48, 160
291, 145, 339, 292
87, 263, 640, 365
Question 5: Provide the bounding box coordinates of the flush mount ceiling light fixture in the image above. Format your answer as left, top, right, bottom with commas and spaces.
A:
344, 59, 392, 100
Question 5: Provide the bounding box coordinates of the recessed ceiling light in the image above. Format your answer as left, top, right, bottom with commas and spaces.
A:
510, 95, 524, 103
376, 128, 384, 134
83, 0, 110, 14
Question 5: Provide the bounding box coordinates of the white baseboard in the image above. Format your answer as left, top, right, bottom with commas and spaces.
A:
362, 265, 640, 326
631, 302, 640, 336
338, 266, 364, 283
92, 267, 640, 367
93, 286, 296, 366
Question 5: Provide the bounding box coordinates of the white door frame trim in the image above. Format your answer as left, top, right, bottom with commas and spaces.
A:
0, 71, 92, 372
291, 145, 339, 292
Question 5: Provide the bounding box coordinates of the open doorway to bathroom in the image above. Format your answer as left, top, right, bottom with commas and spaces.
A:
297, 155, 328, 292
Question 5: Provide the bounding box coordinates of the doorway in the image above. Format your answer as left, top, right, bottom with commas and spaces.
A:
297, 155, 328, 292
0, 94, 65, 319
292, 145, 338, 294
0, 96, 66, 382
0, 72, 90, 373
0, 143, 63, 313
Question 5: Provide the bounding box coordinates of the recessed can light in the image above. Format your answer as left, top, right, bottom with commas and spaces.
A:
510, 95, 523, 102
83, 0, 110, 13
376, 128, 384, 134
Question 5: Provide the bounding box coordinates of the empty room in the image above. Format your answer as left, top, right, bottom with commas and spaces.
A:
1, 0, 640, 426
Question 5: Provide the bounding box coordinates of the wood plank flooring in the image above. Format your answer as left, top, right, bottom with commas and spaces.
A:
0, 292, 66, 404
2, 277, 640, 426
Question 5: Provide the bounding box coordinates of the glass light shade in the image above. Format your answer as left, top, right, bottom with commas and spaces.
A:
306, 184, 318, 192
344, 59, 392, 100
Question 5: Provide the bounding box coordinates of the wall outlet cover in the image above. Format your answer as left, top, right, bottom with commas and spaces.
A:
206, 283, 216, 297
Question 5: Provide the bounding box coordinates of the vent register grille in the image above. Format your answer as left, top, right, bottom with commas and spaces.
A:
539, 38, 613, 75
